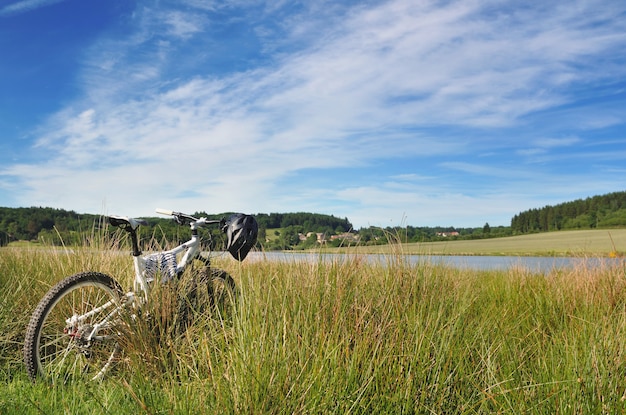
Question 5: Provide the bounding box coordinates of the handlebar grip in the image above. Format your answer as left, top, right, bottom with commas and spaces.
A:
155, 208, 174, 216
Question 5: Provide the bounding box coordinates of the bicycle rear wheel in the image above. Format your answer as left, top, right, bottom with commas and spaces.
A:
206, 268, 237, 319
24, 272, 124, 382
179, 266, 237, 326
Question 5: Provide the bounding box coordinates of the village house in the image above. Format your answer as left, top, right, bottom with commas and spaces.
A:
436, 231, 460, 237
298, 231, 360, 244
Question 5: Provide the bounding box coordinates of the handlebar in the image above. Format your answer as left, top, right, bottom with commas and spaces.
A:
156, 208, 223, 228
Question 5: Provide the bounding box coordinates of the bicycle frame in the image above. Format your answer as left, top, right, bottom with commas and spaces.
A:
131, 225, 202, 300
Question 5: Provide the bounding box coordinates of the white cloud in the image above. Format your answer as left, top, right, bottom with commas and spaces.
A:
335, 184, 523, 228
0, 0, 65, 16
163, 11, 205, 39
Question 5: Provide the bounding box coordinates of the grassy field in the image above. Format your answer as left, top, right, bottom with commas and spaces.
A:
337, 229, 626, 256
2, 241, 626, 413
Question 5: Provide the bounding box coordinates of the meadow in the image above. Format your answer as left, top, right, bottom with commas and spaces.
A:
1, 240, 626, 413
341, 229, 626, 256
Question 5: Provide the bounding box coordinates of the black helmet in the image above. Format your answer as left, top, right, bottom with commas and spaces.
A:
223, 214, 258, 261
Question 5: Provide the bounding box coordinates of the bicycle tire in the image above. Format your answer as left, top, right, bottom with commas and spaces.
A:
24, 272, 124, 382
178, 266, 237, 326
205, 268, 237, 318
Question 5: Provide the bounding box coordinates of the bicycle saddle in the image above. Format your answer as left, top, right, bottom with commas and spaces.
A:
108, 215, 148, 230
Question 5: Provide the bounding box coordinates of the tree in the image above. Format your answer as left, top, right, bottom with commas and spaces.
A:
483, 222, 491, 234
279, 226, 300, 250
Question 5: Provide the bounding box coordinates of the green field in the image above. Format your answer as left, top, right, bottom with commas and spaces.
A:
338, 229, 626, 256
2, 239, 626, 413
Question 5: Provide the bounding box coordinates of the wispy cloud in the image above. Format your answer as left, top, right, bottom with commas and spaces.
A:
516, 137, 582, 157
532, 137, 582, 148
0, 0, 65, 16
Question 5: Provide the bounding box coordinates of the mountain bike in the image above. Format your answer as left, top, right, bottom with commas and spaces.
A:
23, 208, 258, 382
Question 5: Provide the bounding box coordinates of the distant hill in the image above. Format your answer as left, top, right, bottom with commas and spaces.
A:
254, 212, 352, 232
0, 207, 91, 243
511, 191, 626, 233
0, 207, 352, 249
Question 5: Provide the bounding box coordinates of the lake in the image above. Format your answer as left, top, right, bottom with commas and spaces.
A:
246, 252, 624, 274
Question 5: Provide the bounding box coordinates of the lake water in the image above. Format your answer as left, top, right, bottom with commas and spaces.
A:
246, 252, 624, 274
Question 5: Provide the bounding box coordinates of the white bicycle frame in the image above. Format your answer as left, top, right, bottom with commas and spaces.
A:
113, 208, 222, 302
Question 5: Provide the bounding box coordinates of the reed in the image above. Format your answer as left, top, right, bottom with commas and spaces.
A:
1, 243, 626, 413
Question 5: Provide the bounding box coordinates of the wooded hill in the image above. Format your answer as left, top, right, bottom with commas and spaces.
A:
511, 191, 626, 233
0, 207, 353, 249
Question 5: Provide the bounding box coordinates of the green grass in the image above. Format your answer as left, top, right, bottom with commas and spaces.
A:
2, 243, 626, 413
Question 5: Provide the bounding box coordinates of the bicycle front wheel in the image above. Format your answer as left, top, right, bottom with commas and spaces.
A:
24, 272, 125, 382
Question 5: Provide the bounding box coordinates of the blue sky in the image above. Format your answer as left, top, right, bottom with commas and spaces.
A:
1, 0, 625, 228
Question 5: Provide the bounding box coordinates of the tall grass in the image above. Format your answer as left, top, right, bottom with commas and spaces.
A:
2, 242, 626, 413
